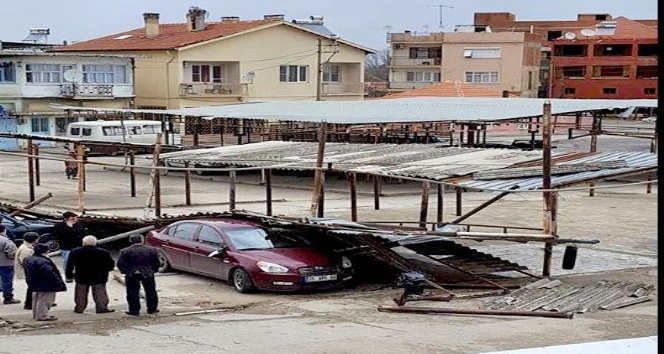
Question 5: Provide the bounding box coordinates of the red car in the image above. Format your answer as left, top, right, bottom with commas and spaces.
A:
146, 219, 353, 293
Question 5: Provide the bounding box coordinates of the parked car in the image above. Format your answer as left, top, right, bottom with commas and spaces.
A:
146, 219, 354, 293
0, 212, 56, 250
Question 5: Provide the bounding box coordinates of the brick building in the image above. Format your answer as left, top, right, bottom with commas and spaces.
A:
474, 13, 658, 99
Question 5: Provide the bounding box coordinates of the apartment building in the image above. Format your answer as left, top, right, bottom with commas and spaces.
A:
56, 8, 373, 110
387, 28, 541, 97
0, 43, 134, 149
474, 12, 658, 98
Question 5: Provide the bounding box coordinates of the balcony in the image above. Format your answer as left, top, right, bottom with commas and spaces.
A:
321, 82, 365, 96
60, 84, 114, 99
389, 56, 442, 67
388, 32, 444, 43
179, 82, 248, 96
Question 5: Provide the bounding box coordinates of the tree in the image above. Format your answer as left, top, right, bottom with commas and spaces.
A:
364, 48, 389, 82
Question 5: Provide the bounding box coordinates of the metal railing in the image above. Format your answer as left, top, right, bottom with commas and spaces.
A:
60, 84, 114, 98
389, 56, 441, 66
179, 82, 248, 96
321, 82, 365, 96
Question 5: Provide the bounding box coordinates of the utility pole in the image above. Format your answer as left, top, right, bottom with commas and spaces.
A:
316, 36, 340, 101
428, 4, 454, 32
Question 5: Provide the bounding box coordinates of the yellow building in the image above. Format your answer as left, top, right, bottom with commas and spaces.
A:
57, 8, 374, 109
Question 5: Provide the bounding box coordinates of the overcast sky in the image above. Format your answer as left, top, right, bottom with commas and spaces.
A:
0, 0, 657, 50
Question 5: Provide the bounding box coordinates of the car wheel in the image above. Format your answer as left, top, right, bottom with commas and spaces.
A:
38, 234, 60, 252
194, 164, 205, 176
157, 251, 172, 273
231, 268, 255, 293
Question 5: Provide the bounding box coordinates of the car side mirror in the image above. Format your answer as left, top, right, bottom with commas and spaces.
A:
207, 245, 227, 258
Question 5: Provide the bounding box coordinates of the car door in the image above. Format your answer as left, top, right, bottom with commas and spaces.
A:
160, 222, 201, 271
189, 225, 231, 279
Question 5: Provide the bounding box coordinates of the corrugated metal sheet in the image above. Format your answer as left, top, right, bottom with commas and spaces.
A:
51, 97, 657, 124
457, 151, 658, 190
160, 141, 544, 180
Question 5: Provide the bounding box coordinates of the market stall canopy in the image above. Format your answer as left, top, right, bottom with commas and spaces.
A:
50, 97, 657, 124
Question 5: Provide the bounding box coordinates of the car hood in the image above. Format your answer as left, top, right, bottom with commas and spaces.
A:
240, 247, 335, 269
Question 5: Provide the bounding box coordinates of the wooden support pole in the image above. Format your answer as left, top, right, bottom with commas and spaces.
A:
309, 122, 328, 216
27, 139, 35, 202
317, 170, 325, 217
76, 144, 85, 213
153, 162, 161, 217
349, 172, 358, 222
193, 116, 200, 147
542, 101, 555, 277
455, 187, 462, 216
419, 182, 430, 229
228, 170, 237, 211
265, 169, 272, 216
450, 186, 518, 225
9, 192, 52, 217
32, 143, 40, 186
436, 184, 443, 225
184, 162, 192, 206
646, 173, 652, 194
373, 175, 381, 210
377, 306, 573, 319
144, 134, 163, 218
129, 151, 136, 197
82, 153, 87, 192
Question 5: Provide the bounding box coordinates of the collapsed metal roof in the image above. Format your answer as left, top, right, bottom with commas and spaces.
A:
159, 141, 656, 188
51, 97, 657, 124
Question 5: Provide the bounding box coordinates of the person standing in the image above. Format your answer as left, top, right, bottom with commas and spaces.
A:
0, 225, 20, 304
64, 151, 78, 179
65, 235, 115, 314
24, 244, 66, 321
116, 234, 160, 316
14, 231, 40, 309
51, 211, 86, 282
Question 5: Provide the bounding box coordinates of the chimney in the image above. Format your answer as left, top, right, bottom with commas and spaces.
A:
263, 14, 285, 20
186, 7, 207, 31
143, 13, 160, 38
221, 16, 240, 22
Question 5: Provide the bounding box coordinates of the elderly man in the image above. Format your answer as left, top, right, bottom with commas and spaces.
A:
14, 232, 40, 309
117, 234, 160, 316
24, 243, 66, 321
0, 225, 20, 305
66, 235, 115, 314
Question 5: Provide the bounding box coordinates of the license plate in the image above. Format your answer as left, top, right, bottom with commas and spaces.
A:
304, 274, 337, 283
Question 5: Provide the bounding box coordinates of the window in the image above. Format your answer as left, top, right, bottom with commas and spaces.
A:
465, 71, 500, 84
26, 64, 61, 83
593, 44, 632, 57
603, 87, 617, 94
556, 66, 586, 78
553, 45, 588, 57
463, 48, 501, 59
82, 65, 127, 84
563, 87, 576, 95
547, 31, 563, 41
191, 64, 223, 83
102, 127, 113, 136
82, 128, 92, 136
528, 71, 533, 90
172, 223, 200, 241
409, 47, 441, 59
31, 117, 49, 133
127, 126, 142, 135
279, 65, 308, 82
323, 64, 340, 82
636, 66, 657, 79
592, 66, 629, 77
637, 44, 658, 57
198, 226, 222, 246
406, 71, 441, 82
0, 62, 15, 82
143, 124, 159, 134
70, 127, 80, 136
644, 88, 656, 95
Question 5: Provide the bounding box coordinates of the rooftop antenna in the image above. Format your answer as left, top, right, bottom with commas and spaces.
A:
427, 4, 454, 32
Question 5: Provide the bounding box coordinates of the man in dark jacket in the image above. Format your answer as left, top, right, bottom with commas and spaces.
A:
51, 211, 86, 282
24, 243, 67, 321
65, 235, 115, 314
117, 234, 160, 316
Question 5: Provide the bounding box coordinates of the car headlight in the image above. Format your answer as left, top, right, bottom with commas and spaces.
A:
257, 261, 289, 273
341, 256, 352, 269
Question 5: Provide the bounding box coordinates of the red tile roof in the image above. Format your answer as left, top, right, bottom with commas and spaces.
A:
384, 81, 504, 98
56, 20, 279, 51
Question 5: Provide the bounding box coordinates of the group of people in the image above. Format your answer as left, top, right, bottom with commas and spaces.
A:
0, 212, 161, 321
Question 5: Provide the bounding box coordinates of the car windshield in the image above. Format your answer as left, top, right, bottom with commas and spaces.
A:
225, 227, 310, 250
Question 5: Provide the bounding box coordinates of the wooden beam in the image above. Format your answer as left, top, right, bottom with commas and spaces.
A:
373, 175, 381, 210
265, 169, 272, 216
129, 151, 136, 197
449, 186, 518, 225
184, 162, 192, 206
27, 139, 35, 202
144, 133, 163, 218
317, 170, 325, 217
542, 101, 555, 277
455, 187, 462, 216
76, 143, 85, 213
33, 143, 40, 186
229, 170, 236, 211
419, 181, 429, 229
309, 122, 327, 216
436, 184, 443, 224
9, 193, 52, 217
348, 172, 358, 221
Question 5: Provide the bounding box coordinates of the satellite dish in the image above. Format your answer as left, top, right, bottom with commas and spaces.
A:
564, 32, 576, 40
580, 29, 596, 37
63, 69, 83, 83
